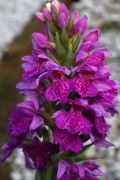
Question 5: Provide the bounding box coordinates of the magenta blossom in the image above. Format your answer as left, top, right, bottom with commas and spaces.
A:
57, 160, 106, 180
23, 137, 55, 170
53, 128, 83, 153
53, 108, 92, 134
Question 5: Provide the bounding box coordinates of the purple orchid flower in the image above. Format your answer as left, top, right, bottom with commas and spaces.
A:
9, 100, 43, 139
53, 107, 92, 134
73, 75, 98, 98
57, 160, 106, 180
17, 101, 44, 131
53, 128, 83, 153
23, 137, 55, 170
45, 70, 72, 103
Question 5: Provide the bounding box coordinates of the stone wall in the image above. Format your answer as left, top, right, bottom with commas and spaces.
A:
0, 0, 44, 57
72, 0, 120, 26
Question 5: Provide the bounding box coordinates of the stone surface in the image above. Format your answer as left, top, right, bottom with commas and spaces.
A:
72, 0, 120, 26
10, 150, 35, 180
0, 0, 44, 57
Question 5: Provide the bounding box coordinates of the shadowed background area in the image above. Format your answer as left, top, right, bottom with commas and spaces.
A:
0, 0, 120, 179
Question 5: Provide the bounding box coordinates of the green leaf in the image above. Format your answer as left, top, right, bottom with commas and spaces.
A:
72, 34, 80, 53
72, 143, 94, 161
52, 11, 57, 23
35, 171, 41, 180
67, 17, 73, 32
40, 110, 54, 128
55, 32, 66, 62
45, 166, 53, 180
65, 43, 74, 68
47, 22, 58, 34
61, 27, 68, 49
48, 30, 55, 42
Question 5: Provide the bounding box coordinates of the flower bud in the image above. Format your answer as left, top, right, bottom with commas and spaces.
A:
45, 2, 51, 12
74, 16, 87, 34
51, 0, 60, 14
60, 3, 68, 15
57, 12, 68, 28
35, 12, 45, 22
43, 8, 52, 21
84, 28, 101, 43
71, 10, 80, 25
32, 32, 48, 48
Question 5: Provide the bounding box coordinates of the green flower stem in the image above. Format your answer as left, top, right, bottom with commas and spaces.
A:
72, 152, 87, 162
35, 168, 54, 180
53, 151, 73, 163
65, 43, 74, 68
47, 101, 55, 114
72, 143, 94, 161
67, 17, 73, 32
35, 171, 43, 180
40, 110, 54, 128
55, 32, 66, 63
61, 27, 68, 49
72, 34, 80, 53
45, 166, 53, 180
